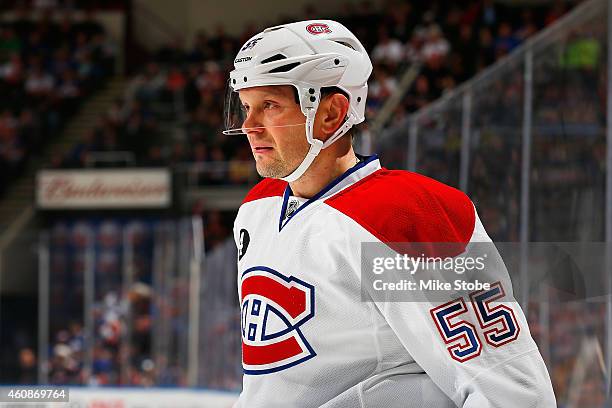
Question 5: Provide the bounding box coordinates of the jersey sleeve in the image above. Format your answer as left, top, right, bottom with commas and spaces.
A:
326, 170, 556, 407
371, 209, 556, 407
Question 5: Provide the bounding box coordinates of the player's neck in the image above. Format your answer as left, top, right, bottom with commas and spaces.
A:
289, 144, 357, 199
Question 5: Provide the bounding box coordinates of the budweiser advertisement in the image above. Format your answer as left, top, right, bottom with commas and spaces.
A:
37, 169, 172, 209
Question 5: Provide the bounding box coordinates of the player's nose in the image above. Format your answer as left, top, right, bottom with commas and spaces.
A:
242, 111, 264, 135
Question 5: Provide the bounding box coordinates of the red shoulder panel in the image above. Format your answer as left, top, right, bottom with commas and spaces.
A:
242, 178, 287, 204
325, 169, 476, 256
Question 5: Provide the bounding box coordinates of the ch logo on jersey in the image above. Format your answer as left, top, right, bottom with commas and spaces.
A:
241, 37, 263, 51
240, 266, 316, 375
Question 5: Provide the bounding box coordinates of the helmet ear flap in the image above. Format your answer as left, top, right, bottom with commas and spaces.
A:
344, 84, 368, 125
297, 86, 321, 116
320, 86, 350, 101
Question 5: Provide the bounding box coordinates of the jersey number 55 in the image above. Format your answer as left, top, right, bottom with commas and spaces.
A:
429, 281, 521, 362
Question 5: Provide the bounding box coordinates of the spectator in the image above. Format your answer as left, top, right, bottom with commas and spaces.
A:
0, 52, 24, 85
477, 26, 496, 69
0, 27, 21, 59
480, 0, 499, 27
25, 66, 54, 98
421, 24, 450, 63
404, 32, 424, 65
17, 348, 37, 384
369, 65, 398, 106
545, 0, 568, 26
404, 75, 433, 112
371, 26, 404, 66
453, 24, 477, 77
18, 109, 42, 154
494, 22, 520, 59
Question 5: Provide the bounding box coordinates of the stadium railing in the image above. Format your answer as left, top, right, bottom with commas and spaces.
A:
35, 218, 241, 389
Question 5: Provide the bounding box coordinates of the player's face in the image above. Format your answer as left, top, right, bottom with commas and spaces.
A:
239, 85, 309, 179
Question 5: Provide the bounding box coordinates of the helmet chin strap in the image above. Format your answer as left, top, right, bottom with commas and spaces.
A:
281, 109, 321, 183
280, 110, 356, 183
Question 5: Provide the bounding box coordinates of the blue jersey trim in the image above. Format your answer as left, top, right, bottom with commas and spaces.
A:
278, 154, 379, 232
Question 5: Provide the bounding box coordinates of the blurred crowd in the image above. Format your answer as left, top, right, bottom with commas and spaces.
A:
45, 0, 575, 182
0, 6, 116, 196
529, 299, 608, 408
0, 0, 125, 12
13, 213, 240, 388
37, 219, 175, 386
5, 0, 610, 405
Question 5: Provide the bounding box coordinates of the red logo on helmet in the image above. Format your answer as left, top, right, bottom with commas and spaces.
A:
306, 23, 332, 35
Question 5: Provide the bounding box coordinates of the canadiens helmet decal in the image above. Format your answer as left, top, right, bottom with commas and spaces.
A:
306, 23, 332, 35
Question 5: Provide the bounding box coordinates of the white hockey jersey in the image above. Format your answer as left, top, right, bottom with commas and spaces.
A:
232, 155, 556, 407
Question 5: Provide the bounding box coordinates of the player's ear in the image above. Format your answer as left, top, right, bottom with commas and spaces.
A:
319, 93, 349, 138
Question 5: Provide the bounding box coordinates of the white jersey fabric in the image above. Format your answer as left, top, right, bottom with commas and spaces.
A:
232, 155, 556, 407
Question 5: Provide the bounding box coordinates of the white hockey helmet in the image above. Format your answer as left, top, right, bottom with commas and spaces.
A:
224, 20, 372, 182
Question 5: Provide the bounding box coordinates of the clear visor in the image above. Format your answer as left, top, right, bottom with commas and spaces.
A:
223, 80, 306, 135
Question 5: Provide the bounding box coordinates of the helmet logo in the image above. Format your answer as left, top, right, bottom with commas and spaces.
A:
306, 23, 332, 35
241, 37, 263, 51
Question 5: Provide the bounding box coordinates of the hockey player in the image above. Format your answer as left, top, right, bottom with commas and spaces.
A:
226, 20, 556, 407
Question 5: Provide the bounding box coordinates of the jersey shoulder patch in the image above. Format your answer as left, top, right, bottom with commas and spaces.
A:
242, 178, 287, 204
324, 169, 476, 256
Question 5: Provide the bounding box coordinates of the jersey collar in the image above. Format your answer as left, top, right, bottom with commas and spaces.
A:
278, 154, 381, 231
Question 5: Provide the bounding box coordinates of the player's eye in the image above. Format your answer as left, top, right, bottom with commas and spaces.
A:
263, 101, 278, 110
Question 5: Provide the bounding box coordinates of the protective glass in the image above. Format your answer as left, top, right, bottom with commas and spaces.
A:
223, 81, 305, 135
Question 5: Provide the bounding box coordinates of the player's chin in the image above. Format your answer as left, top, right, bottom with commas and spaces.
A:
255, 159, 287, 179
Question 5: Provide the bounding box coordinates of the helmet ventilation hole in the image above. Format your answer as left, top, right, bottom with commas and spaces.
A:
261, 53, 287, 64
268, 62, 301, 73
